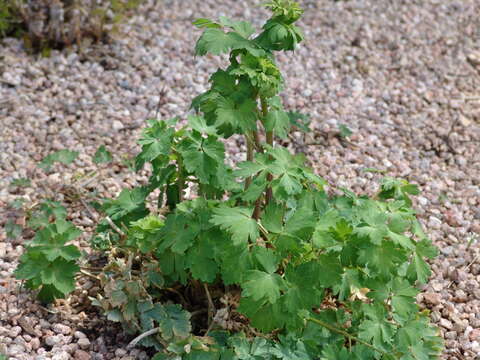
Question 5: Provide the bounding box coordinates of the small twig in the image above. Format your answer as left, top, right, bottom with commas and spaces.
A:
77, 171, 100, 189
120, 221, 129, 234
127, 327, 160, 349
304, 141, 324, 146
464, 253, 479, 272
203, 283, 215, 333
444, 116, 460, 154
190, 309, 208, 318
80, 265, 103, 271
155, 86, 168, 119
79, 197, 99, 221
288, 133, 301, 145
447, 252, 479, 289
106, 216, 126, 238
79, 195, 126, 238
78, 269, 101, 281
258, 222, 270, 240
38, 305, 59, 314
357, 113, 410, 134
205, 319, 216, 336
204, 283, 215, 311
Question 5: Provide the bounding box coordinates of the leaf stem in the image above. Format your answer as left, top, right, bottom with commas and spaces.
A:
252, 197, 262, 220
203, 282, 215, 333
253, 129, 263, 152
258, 222, 270, 239
251, 129, 262, 220
126, 327, 167, 349
176, 152, 185, 202
78, 195, 127, 239
261, 97, 273, 205
245, 134, 254, 190
305, 317, 389, 356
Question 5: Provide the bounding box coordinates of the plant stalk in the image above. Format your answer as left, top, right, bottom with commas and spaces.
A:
246, 91, 261, 190
176, 153, 185, 202
245, 134, 254, 190
253, 129, 263, 152
78, 269, 100, 281
203, 283, 215, 331
261, 97, 274, 205
126, 327, 168, 349
251, 129, 262, 220
252, 197, 262, 220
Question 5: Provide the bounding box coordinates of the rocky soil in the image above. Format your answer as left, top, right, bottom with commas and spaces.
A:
1, 0, 480, 359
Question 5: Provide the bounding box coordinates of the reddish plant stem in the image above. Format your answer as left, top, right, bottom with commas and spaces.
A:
252, 197, 262, 220
245, 134, 254, 190
251, 129, 262, 220
261, 97, 274, 205
253, 129, 263, 152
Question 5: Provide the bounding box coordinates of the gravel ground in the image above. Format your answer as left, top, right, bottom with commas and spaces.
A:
1, 0, 480, 359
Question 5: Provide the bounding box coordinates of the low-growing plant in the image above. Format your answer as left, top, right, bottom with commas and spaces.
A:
0, 0, 20, 37
0, 0, 141, 53
14, 201, 82, 303
15, 0, 443, 358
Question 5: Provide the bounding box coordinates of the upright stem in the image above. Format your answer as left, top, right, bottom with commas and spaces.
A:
249, 129, 262, 220
252, 196, 262, 220
203, 282, 215, 331
261, 97, 273, 205
245, 134, 254, 190
253, 130, 263, 152
177, 154, 185, 202
246, 90, 260, 191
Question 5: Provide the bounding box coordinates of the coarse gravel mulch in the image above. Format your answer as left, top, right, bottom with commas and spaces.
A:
1, 0, 480, 359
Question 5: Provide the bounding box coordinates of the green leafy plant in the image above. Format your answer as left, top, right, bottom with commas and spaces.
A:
94, 145, 113, 164
38, 149, 79, 171
9, 177, 31, 188
14, 202, 81, 303
338, 124, 353, 138
0, 0, 142, 53
0, 0, 19, 37
9, 197, 26, 210
5, 219, 22, 239
16, 0, 443, 358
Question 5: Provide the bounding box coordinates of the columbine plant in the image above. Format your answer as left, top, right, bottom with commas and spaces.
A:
16, 1, 443, 358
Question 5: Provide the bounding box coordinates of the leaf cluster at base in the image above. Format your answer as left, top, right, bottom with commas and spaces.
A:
82, 104, 443, 358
